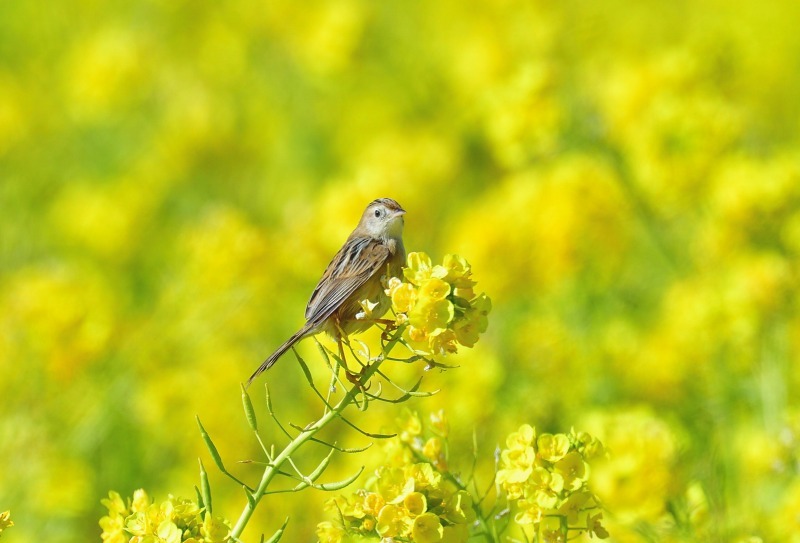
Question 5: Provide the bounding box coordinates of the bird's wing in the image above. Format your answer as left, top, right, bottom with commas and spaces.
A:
305, 237, 390, 325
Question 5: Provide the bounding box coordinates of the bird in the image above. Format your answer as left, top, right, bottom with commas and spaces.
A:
246, 198, 407, 387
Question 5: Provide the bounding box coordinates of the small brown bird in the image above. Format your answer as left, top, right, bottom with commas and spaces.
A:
246, 198, 407, 386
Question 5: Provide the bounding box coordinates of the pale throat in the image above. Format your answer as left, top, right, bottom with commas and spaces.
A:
383, 217, 404, 241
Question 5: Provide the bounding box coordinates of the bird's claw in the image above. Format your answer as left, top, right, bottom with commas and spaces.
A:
345, 366, 372, 391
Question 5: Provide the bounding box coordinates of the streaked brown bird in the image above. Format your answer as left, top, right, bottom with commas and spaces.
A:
246, 198, 406, 387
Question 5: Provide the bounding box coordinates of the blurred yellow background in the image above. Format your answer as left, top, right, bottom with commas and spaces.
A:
2, 0, 800, 541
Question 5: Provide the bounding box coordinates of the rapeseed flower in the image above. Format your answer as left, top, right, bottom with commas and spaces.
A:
319, 411, 475, 542
385, 252, 491, 356
497, 425, 608, 540
99, 490, 230, 543
0, 511, 13, 538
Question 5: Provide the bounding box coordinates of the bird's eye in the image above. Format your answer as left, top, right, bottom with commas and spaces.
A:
374, 208, 382, 218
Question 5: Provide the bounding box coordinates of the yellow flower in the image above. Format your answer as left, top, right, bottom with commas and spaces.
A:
429, 329, 459, 355
429, 410, 450, 438
444, 491, 476, 524
157, 519, 181, 543
375, 467, 409, 502
404, 252, 447, 285
409, 299, 454, 336
102, 491, 128, 517
496, 460, 533, 500
453, 294, 491, 347
99, 515, 126, 543
391, 282, 418, 313
529, 467, 563, 509
403, 492, 428, 517
514, 498, 543, 525
453, 317, 481, 348
131, 489, 150, 513
398, 409, 423, 442
333, 494, 366, 520
502, 442, 536, 470
586, 512, 609, 539
412, 512, 444, 543
405, 463, 442, 491
422, 437, 443, 462
537, 433, 570, 462
507, 424, 536, 449
557, 490, 591, 524
376, 503, 411, 538
316, 521, 345, 543
0, 511, 12, 535
408, 325, 428, 343
419, 277, 451, 301
575, 431, 605, 460
391, 252, 490, 353
442, 254, 474, 287
554, 451, 588, 490
201, 512, 231, 543
363, 492, 385, 516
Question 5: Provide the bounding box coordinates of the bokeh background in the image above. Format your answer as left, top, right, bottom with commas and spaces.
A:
2, 0, 800, 541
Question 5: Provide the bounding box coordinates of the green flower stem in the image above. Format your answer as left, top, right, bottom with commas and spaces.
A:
229, 358, 384, 540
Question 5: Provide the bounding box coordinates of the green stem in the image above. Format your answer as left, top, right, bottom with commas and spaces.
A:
229, 359, 383, 540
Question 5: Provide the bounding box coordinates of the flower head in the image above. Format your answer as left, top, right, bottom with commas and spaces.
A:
0, 512, 13, 538
387, 252, 491, 356
99, 490, 230, 543
318, 411, 474, 542
498, 427, 608, 540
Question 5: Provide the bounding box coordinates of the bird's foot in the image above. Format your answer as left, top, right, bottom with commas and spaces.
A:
345, 366, 372, 391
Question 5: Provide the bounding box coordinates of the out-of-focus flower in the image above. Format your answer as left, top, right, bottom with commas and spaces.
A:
315, 521, 345, 543
497, 425, 608, 540
0, 511, 13, 538
583, 409, 683, 535
99, 490, 230, 543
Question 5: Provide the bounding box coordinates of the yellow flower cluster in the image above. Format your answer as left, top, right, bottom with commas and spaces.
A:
0, 511, 12, 538
497, 425, 608, 540
318, 411, 472, 543
99, 490, 230, 543
385, 252, 491, 356
319, 463, 474, 543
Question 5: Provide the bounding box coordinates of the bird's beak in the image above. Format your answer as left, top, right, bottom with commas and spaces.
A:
395, 208, 406, 216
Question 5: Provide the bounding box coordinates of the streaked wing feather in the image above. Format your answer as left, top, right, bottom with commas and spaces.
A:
305, 238, 389, 325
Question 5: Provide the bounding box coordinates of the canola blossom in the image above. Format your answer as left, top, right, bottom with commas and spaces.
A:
99, 490, 231, 543
320, 465, 474, 543
0, 511, 12, 538
384, 253, 491, 356
318, 411, 475, 543
497, 425, 608, 540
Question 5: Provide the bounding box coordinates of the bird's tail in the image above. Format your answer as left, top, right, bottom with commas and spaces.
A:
246, 325, 312, 388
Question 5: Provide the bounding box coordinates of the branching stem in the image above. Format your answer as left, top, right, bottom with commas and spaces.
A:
229, 358, 384, 540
